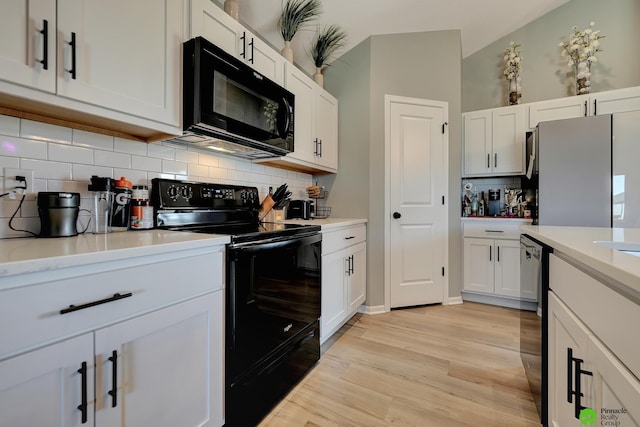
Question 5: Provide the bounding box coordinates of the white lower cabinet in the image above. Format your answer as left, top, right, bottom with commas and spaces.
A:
462, 221, 534, 305
548, 254, 640, 427
0, 247, 225, 427
321, 224, 366, 344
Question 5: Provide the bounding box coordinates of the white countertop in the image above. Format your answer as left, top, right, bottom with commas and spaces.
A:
462, 216, 532, 223
0, 230, 229, 278
277, 217, 367, 231
521, 225, 640, 297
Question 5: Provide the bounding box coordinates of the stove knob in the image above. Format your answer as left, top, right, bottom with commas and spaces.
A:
180, 186, 193, 200
167, 185, 178, 200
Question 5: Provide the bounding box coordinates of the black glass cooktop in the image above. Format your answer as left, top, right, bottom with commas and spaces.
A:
171, 222, 321, 244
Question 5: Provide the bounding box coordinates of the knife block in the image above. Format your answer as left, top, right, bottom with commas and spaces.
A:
258, 195, 275, 221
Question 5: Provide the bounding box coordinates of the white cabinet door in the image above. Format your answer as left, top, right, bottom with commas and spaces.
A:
315, 89, 339, 170
587, 334, 640, 426
190, 0, 238, 54
463, 237, 494, 294
56, 0, 182, 126
241, 31, 284, 85
463, 111, 492, 176
321, 249, 348, 342
0, 0, 56, 93
548, 292, 591, 427
0, 333, 95, 427
348, 242, 367, 313
284, 63, 316, 163
592, 86, 640, 116
94, 293, 223, 427
528, 95, 590, 129
494, 239, 522, 298
492, 106, 525, 175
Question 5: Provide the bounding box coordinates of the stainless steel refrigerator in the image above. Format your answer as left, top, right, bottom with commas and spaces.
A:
534, 111, 640, 227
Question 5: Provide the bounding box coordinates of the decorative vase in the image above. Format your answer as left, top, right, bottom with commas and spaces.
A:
281, 41, 294, 63
575, 61, 591, 95
313, 67, 323, 87
508, 77, 522, 105
224, 0, 239, 20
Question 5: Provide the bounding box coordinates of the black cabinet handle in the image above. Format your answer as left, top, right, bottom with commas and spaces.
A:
593, 99, 598, 116
584, 100, 588, 117
67, 32, 77, 79
108, 350, 118, 408
248, 37, 254, 64
240, 32, 246, 59
350, 255, 354, 275
319, 139, 323, 157
494, 153, 497, 168
345, 236, 356, 240
393, 212, 401, 219
39, 19, 48, 70
489, 245, 492, 262
77, 361, 88, 424
567, 347, 593, 419
345, 256, 351, 275
313, 138, 319, 156
487, 153, 490, 168
497, 246, 500, 262
60, 292, 133, 315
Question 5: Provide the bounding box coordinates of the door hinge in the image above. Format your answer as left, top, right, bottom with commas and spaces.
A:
442, 122, 448, 134
442, 195, 445, 205
441, 267, 445, 276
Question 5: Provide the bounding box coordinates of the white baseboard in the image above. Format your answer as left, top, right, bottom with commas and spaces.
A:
461, 291, 537, 311
359, 304, 386, 315
447, 296, 464, 305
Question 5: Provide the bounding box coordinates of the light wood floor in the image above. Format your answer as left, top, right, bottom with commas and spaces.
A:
260, 302, 542, 427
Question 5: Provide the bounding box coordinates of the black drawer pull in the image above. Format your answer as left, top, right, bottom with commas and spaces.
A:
67, 32, 77, 79
344, 236, 356, 240
77, 361, 88, 424
60, 292, 133, 315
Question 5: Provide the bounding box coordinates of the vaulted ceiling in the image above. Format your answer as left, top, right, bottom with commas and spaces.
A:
214, 0, 570, 74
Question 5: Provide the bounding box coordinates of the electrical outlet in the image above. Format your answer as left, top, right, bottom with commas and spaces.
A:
3, 168, 35, 197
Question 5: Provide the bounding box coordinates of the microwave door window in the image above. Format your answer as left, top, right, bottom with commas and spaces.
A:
213, 72, 278, 136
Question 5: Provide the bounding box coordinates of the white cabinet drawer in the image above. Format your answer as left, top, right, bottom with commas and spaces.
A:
322, 225, 366, 255
462, 221, 522, 239
0, 250, 223, 360
550, 254, 640, 378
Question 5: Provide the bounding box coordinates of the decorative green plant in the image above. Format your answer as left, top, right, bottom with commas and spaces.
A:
311, 25, 347, 68
278, 0, 322, 42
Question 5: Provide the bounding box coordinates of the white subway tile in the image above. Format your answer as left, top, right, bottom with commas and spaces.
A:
175, 149, 199, 164
147, 172, 175, 182
114, 138, 147, 155
73, 164, 112, 181
209, 167, 227, 180
0, 135, 48, 159
217, 156, 236, 170
0, 115, 20, 137
32, 178, 47, 193
132, 155, 161, 172
0, 217, 40, 238
175, 174, 188, 181
0, 155, 20, 170
147, 143, 175, 160
162, 160, 187, 175
49, 143, 94, 164
21, 159, 72, 180
20, 120, 72, 144
19, 199, 38, 218
114, 169, 146, 185
0, 199, 19, 218
95, 150, 131, 168
227, 169, 243, 181
235, 161, 253, 172
73, 129, 114, 150
199, 154, 219, 167
188, 163, 209, 177
47, 180, 89, 196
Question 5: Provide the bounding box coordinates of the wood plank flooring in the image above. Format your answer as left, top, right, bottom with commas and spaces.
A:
260, 302, 542, 427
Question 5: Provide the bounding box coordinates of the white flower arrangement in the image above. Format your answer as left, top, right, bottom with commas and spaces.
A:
558, 21, 605, 94
503, 41, 522, 104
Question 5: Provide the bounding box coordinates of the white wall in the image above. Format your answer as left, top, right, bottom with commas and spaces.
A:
0, 114, 312, 238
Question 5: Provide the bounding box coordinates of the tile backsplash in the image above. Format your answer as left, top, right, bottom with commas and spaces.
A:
0, 115, 312, 238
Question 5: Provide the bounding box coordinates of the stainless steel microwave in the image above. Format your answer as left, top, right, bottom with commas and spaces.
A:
173, 36, 294, 159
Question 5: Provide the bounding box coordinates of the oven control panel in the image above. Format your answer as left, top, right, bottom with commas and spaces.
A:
151, 178, 259, 209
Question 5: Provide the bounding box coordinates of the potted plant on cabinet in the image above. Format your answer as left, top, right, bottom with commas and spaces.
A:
278, 0, 322, 62
310, 24, 347, 87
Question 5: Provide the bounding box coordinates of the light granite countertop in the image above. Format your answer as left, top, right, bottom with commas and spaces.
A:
521, 225, 640, 298
0, 230, 229, 278
276, 217, 367, 231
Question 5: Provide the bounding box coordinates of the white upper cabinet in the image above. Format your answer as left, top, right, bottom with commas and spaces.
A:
190, 0, 284, 85
57, 0, 183, 126
463, 104, 525, 177
315, 89, 339, 170
591, 86, 640, 116
0, 0, 56, 93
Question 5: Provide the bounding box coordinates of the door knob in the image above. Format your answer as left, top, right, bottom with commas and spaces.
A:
393, 212, 401, 219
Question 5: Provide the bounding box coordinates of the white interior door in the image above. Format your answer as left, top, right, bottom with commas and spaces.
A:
386, 95, 448, 309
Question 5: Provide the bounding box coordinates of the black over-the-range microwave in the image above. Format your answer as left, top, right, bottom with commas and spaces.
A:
173, 36, 295, 159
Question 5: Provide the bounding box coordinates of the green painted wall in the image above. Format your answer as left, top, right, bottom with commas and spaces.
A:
463, 0, 640, 111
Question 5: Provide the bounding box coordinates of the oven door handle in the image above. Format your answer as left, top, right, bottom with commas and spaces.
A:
230, 233, 321, 252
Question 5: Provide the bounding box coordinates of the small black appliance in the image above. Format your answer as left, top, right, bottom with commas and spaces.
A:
286, 200, 313, 220
37, 192, 80, 237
